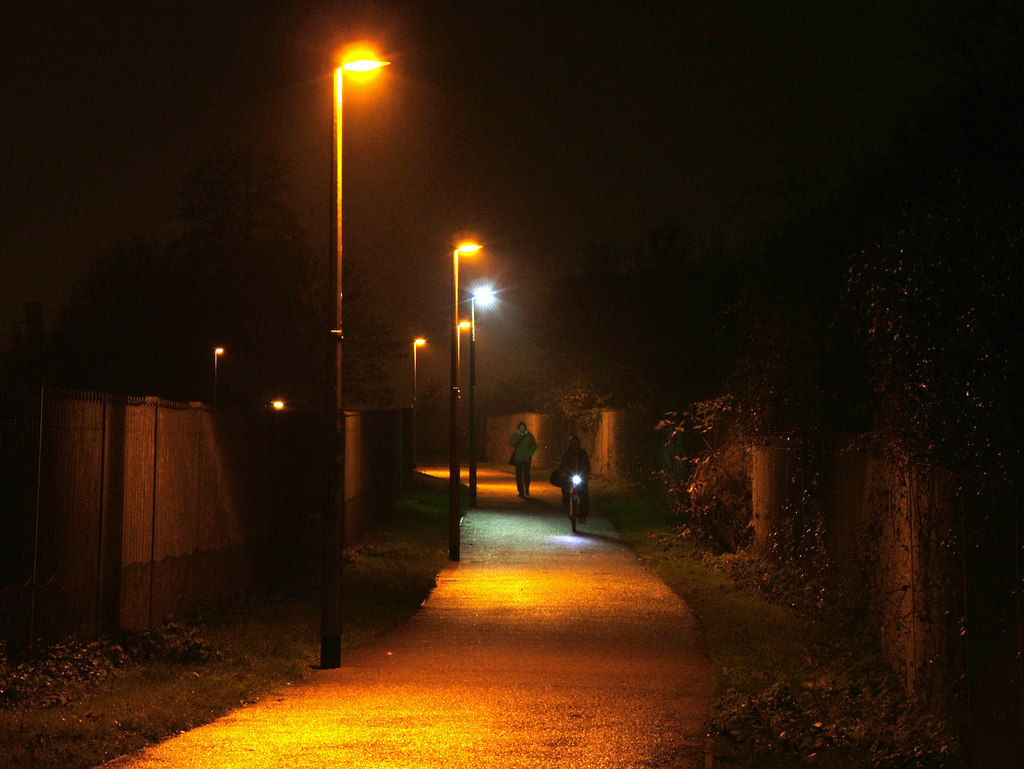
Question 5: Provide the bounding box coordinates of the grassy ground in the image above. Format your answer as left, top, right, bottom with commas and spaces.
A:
0, 475, 449, 769
2, 472, 963, 769
596, 478, 964, 768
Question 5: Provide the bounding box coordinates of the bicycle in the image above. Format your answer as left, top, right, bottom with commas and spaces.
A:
568, 473, 584, 533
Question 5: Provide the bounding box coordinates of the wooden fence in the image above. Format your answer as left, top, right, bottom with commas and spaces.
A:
486, 409, 653, 481
0, 387, 411, 650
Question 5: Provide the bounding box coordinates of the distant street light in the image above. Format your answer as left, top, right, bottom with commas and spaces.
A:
213, 347, 224, 404
271, 400, 285, 411
322, 51, 389, 671
468, 286, 496, 507
449, 243, 481, 561
411, 338, 426, 467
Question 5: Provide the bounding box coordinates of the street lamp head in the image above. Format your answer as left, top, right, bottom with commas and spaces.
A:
414, 337, 427, 346
472, 286, 496, 307
271, 400, 285, 411
456, 242, 482, 256
342, 58, 390, 72
458, 320, 472, 331
215, 347, 224, 355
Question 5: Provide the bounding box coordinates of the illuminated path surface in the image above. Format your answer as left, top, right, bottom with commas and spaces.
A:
103, 466, 714, 769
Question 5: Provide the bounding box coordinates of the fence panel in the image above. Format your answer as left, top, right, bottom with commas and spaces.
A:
150, 402, 201, 625
194, 407, 265, 604
1, 387, 412, 648
120, 398, 157, 629
38, 391, 106, 639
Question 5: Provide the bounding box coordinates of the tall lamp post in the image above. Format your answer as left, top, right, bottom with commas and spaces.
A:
411, 338, 426, 467
213, 347, 224, 404
449, 243, 481, 561
322, 53, 389, 671
468, 286, 495, 507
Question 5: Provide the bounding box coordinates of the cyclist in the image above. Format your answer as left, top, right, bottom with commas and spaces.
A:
558, 435, 591, 523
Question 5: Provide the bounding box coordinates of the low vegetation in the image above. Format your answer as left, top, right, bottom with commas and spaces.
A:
2, 473, 963, 769
597, 479, 963, 768
0, 478, 449, 769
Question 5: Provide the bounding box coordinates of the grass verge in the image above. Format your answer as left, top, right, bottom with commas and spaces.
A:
595, 479, 964, 769
3, 473, 963, 769
0, 475, 449, 769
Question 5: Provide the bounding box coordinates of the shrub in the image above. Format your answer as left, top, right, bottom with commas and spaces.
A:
0, 623, 215, 709
658, 395, 753, 552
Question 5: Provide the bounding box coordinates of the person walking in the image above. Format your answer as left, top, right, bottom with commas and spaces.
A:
509, 421, 538, 497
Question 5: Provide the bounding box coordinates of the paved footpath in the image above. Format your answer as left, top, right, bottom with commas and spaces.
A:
104, 467, 714, 769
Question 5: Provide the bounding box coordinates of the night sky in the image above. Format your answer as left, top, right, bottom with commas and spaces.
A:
2, 0, 971, 398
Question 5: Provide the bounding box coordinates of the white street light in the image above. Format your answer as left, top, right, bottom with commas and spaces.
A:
468, 285, 497, 506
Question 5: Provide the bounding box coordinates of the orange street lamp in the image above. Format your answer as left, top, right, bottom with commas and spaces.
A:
412, 338, 427, 409
322, 52, 389, 671
449, 243, 481, 561
343, 58, 390, 73
411, 338, 426, 467
213, 347, 224, 404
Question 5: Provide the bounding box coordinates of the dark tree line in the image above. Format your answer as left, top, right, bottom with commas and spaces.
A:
4, 147, 398, 409
734, 58, 1024, 496
538, 224, 741, 418
539, 15, 1024, 501
535, 22, 1024, 759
